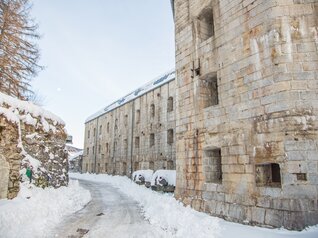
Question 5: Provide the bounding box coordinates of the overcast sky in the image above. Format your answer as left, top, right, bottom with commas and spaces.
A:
31, 0, 175, 148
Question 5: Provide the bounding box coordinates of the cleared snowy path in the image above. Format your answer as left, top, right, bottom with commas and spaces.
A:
52, 179, 168, 238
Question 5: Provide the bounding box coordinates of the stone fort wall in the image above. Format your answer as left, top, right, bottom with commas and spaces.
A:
173, 0, 318, 230
82, 77, 176, 176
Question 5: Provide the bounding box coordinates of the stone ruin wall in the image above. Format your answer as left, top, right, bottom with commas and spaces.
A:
82, 80, 176, 176
0, 98, 68, 199
174, 0, 318, 230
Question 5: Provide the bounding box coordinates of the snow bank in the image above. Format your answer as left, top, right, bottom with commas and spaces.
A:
0, 180, 91, 238
70, 173, 318, 238
132, 169, 153, 182
151, 170, 176, 186
70, 173, 220, 238
0, 92, 64, 125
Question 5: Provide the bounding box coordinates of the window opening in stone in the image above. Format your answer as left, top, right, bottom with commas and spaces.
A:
204, 148, 222, 183
99, 125, 102, 135
150, 133, 155, 147
98, 144, 101, 154
124, 114, 128, 126
149, 161, 154, 170
93, 128, 96, 136
198, 8, 214, 42
107, 122, 110, 133
150, 104, 155, 117
105, 163, 108, 173
92, 146, 95, 155
135, 136, 140, 148
88, 130, 90, 139
134, 162, 139, 171
202, 75, 219, 108
122, 162, 127, 175
115, 119, 118, 130
296, 173, 307, 181
87, 147, 89, 155
167, 160, 174, 170
256, 163, 281, 187
167, 97, 173, 112
97, 163, 100, 173
124, 139, 128, 150
136, 110, 141, 124
167, 129, 174, 144
106, 143, 109, 153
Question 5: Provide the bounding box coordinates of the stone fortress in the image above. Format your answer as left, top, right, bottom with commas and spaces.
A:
83, 0, 318, 230
83, 71, 176, 176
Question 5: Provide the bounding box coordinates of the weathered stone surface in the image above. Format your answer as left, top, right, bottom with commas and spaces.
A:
0, 95, 68, 199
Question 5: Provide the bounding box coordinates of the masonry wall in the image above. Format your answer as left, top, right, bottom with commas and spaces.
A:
83, 80, 176, 176
0, 97, 68, 199
174, 0, 318, 230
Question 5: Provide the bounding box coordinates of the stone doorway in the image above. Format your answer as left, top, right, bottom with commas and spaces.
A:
0, 155, 10, 199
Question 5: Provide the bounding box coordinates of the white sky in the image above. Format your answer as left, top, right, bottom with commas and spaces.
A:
31, 0, 175, 148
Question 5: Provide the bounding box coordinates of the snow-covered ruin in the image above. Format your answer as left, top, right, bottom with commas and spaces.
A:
0, 92, 68, 199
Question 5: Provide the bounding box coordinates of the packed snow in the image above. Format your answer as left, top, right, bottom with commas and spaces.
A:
0, 92, 64, 125
0, 180, 91, 238
70, 173, 318, 238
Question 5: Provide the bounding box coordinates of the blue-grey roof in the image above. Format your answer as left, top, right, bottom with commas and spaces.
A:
85, 69, 175, 123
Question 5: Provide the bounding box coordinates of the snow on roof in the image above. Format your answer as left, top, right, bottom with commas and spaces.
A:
85, 69, 175, 123
0, 92, 65, 125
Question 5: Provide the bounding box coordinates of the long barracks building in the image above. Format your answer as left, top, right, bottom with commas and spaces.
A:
83, 70, 176, 176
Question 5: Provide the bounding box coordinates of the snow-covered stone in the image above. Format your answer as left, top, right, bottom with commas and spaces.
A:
0, 92, 68, 199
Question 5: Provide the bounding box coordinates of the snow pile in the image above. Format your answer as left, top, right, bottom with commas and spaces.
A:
71, 173, 318, 238
70, 173, 220, 238
132, 169, 153, 182
0, 180, 91, 238
151, 170, 176, 186
0, 92, 64, 126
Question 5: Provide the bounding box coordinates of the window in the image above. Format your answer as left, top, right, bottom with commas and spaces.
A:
124, 139, 128, 150
93, 128, 96, 136
107, 122, 110, 133
106, 143, 109, 153
98, 144, 101, 154
150, 104, 155, 117
115, 119, 118, 130
167, 129, 174, 144
134, 162, 139, 171
123, 162, 127, 175
136, 109, 140, 124
97, 163, 100, 173
135, 137, 140, 148
99, 125, 102, 135
204, 148, 222, 183
91, 163, 94, 173
256, 163, 281, 187
167, 160, 174, 170
202, 74, 219, 108
124, 114, 128, 126
105, 163, 108, 173
167, 97, 173, 112
149, 161, 154, 170
87, 147, 89, 155
198, 7, 214, 42
88, 130, 90, 139
150, 133, 155, 147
